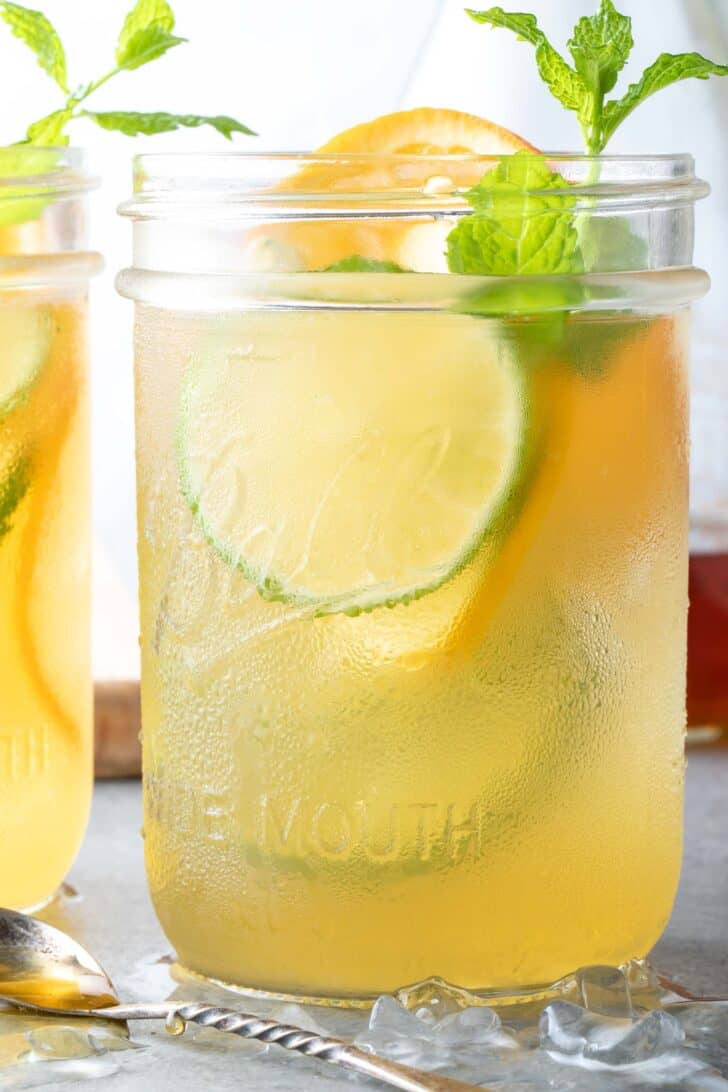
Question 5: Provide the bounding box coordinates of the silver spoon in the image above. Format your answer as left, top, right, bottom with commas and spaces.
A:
0, 907, 480, 1092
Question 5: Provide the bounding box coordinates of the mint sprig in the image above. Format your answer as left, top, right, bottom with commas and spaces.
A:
467, 0, 728, 153
447, 154, 590, 369
0, 0, 254, 148
447, 153, 583, 276
449, 1, 725, 300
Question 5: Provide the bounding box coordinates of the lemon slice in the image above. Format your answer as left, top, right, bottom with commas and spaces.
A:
0, 304, 52, 421
179, 311, 527, 615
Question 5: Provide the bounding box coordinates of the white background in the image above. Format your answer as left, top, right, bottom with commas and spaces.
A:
1, 0, 726, 677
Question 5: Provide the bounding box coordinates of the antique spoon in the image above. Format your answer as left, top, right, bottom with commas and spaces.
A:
0, 907, 480, 1092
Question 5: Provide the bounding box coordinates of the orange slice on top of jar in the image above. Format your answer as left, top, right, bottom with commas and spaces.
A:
243, 107, 534, 273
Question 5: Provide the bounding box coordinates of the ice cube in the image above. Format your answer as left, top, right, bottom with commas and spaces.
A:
355, 995, 459, 1072
362, 995, 435, 1044
432, 1006, 518, 1051
540, 1000, 685, 1066
414, 1006, 438, 1027
574, 965, 633, 1018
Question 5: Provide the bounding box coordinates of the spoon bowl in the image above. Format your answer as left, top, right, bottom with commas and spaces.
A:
0, 907, 117, 1010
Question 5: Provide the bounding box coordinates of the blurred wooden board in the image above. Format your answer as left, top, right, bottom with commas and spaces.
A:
94, 680, 141, 779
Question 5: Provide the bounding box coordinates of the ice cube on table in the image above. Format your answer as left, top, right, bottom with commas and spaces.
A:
433, 1007, 518, 1051
355, 998, 450, 1071
356, 994, 437, 1063
432, 1007, 501, 1046
541, 1000, 686, 1066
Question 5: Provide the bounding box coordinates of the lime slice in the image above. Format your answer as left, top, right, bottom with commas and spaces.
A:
178, 312, 528, 615
0, 306, 52, 421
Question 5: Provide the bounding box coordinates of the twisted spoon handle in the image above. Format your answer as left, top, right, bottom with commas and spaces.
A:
175, 1002, 481, 1092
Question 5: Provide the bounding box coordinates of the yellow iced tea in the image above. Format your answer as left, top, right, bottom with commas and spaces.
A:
136, 295, 689, 998
0, 297, 92, 910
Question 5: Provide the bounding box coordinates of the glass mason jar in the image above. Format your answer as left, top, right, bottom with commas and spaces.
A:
0, 148, 101, 910
119, 152, 708, 1003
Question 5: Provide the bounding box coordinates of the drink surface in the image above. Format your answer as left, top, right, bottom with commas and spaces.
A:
136, 281, 689, 998
0, 298, 92, 910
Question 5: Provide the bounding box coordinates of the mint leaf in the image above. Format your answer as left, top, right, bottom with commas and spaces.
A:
25, 107, 72, 145
0, 1, 67, 91
117, 0, 174, 58
466, 8, 540, 45
447, 153, 583, 276
603, 52, 728, 146
320, 256, 410, 273
116, 0, 178, 70
83, 110, 255, 138
0, 454, 30, 540
467, 8, 586, 113
115, 24, 185, 72
568, 0, 633, 97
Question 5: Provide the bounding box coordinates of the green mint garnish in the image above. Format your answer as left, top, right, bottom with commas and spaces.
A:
442, 0, 726, 368
447, 155, 584, 370
0, 0, 254, 148
467, 1, 728, 154
320, 257, 410, 273
446, 153, 583, 276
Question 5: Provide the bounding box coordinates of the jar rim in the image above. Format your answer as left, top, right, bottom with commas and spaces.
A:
0, 146, 99, 198
121, 151, 710, 219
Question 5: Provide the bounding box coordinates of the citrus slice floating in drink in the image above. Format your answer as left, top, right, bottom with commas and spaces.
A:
182, 109, 539, 614
0, 304, 52, 422
179, 311, 528, 615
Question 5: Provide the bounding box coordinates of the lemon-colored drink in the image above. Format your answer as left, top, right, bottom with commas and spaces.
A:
136, 285, 688, 1000
0, 299, 92, 910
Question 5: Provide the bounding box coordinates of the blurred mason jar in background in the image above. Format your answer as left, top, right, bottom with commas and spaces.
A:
407, 0, 728, 735
683, 0, 728, 735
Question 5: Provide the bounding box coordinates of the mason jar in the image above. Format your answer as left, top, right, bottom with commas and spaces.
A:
119, 151, 708, 1003
0, 148, 101, 910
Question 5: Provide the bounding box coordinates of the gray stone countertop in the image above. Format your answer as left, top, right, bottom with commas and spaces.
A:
29, 745, 728, 1090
